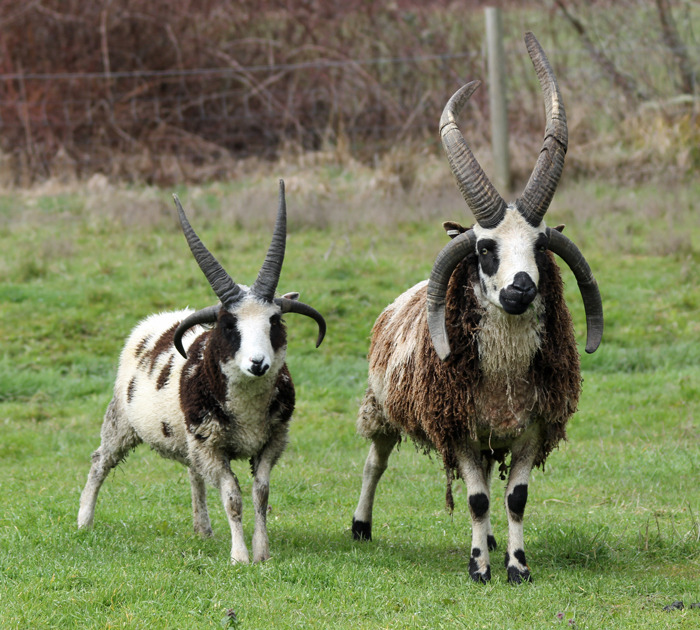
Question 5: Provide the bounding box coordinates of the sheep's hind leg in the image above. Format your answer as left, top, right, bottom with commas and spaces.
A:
78, 398, 141, 529
352, 432, 398, 541
188, 468, 213, 537
504, 425, 540, 584
455, 443, 494, 583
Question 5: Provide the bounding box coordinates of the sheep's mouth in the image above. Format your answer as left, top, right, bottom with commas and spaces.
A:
500, 300, 530, 316
499, 290, 537, 315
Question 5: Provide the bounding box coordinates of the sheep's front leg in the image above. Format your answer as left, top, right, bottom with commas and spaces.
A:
217, 469, 249, 564
455, 443, 493, 583
504, 425, 540, 584
250, 458, 271, 563
352, 432, 399, 541
249, 431, 287, 563
188, 468, 213, 537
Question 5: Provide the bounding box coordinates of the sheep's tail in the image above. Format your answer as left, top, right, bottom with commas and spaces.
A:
445, 464, 455, 515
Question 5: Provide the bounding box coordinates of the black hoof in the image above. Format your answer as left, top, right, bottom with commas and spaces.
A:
469, 556, 491, 583
351, 517, 372, 541
507, 566, 532, 584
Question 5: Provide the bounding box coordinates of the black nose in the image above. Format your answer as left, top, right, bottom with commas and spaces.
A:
500, 272, 537, 314
249, 358, 269, 376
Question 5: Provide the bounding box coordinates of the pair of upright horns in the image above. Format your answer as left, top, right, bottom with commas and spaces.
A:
172, 181, 326, 359
427, 32, 603, 360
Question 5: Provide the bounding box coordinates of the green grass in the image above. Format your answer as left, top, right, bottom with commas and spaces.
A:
1, 176, 699, 629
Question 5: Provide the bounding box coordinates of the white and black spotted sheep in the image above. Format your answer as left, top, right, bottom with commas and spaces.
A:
351, 33, 603, 583
78, 181, 326, 564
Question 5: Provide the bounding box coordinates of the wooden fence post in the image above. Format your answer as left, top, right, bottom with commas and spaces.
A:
485, 7, 511, 192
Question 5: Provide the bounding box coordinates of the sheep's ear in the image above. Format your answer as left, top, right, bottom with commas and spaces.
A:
282, 291, 300, 301
443, 221, 468, 239
553, 224, 565, 233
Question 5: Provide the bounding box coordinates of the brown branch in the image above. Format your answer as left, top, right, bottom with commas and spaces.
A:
555, 0, 645, 105
655, 0, 696, 95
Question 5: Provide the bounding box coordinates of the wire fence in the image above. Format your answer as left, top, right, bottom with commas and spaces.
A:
0, 0, 697, 186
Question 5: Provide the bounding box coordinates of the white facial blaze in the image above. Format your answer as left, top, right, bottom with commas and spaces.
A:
472, 206, 545, 310
225, 295, 285, 380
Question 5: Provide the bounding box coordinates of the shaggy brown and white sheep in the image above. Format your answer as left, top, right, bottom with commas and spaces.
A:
351, 33, 603, 583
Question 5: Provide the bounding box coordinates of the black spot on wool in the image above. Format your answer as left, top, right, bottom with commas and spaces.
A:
507, 484, 528, 521
469, 492, 489, 519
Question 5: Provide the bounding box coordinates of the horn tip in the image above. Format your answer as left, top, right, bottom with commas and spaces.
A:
174, 338, 188, 359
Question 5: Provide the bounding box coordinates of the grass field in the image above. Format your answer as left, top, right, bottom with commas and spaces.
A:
1, 172, 698, 629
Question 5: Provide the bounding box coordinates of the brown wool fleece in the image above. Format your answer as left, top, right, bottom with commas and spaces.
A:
365, 250, 580, 490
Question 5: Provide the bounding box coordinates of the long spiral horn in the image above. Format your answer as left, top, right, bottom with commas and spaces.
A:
173, 195, 242, 308
440, 81, 507, 229
516, 32, 568, 227
251, 180, 287, 302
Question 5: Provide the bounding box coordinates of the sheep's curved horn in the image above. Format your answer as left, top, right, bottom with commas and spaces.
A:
546, 228, 603, 353
173, 195, 242, 308
274, 297, 327, 348
173, 304, 221, 359
440, 81, 507, 229
516, 32, 568, 227
426, 229, 477, 360
251, 180, 287, 302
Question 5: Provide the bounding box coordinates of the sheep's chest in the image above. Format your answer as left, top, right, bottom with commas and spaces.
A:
472, 297, 543, 439
191, 396, 277, 461
473, 373, 537, 439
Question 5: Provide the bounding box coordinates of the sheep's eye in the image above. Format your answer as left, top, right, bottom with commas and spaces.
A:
270, 314, 281, 327
480, 247, 489, 256
538, 245, 547, 253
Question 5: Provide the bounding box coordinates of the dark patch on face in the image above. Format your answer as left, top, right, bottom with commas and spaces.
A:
127, 377, 136, 403
156, 355, 174, 390
269, 312, 287, 352
217, 310, 242, 359
534, 232, 549, 270
476, 238, 499, 277
507, 484, 528, 521
469, 492, 489, 520
161, 421, 172, 438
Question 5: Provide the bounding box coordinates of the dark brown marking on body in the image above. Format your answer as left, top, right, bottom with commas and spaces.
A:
127, 377, 136, 403
157, 355, 174, 390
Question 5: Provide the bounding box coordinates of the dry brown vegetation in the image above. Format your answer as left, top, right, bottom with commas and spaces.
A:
0, 0, 697, 187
